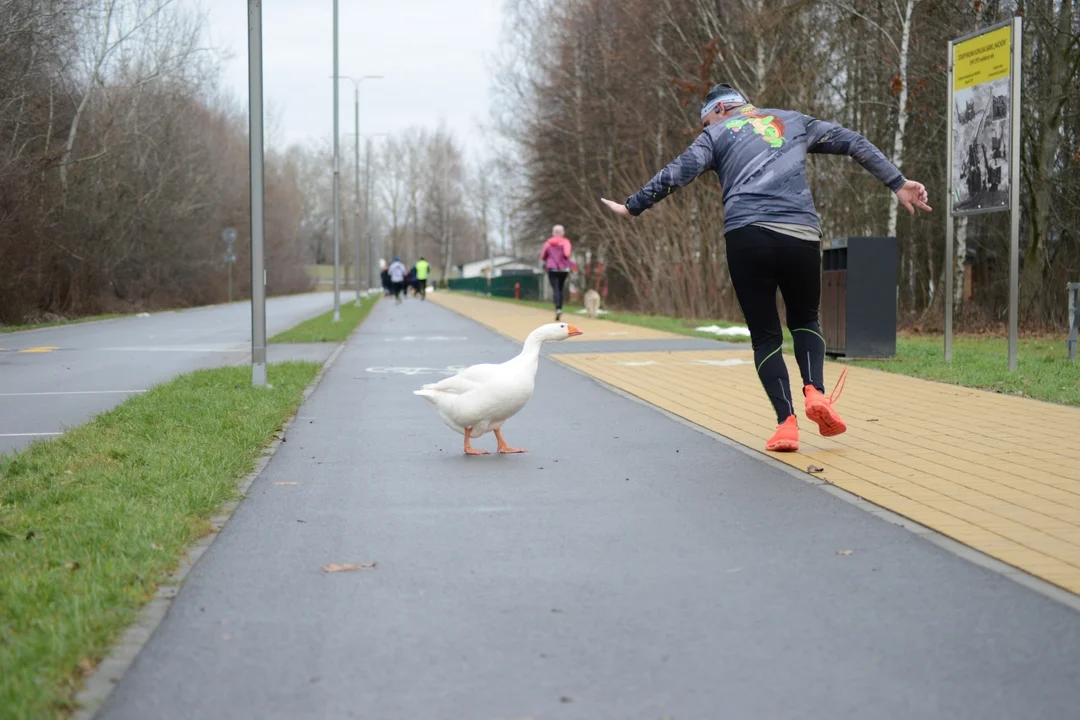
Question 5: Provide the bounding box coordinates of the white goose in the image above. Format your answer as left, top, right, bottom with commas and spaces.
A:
414, 322, 583, 454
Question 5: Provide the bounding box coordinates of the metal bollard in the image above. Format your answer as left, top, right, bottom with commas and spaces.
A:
514, 282, 521, 300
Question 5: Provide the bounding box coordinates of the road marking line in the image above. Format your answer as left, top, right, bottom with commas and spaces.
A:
17, 346, 60, 353
0, 432, 62, 437
0, 390, 147, 397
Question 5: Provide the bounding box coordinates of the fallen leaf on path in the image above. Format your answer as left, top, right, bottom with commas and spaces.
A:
836, 549, 853, 556
78, 657, 96, 676
274, 482, 299, 486
321, 562, 377, 573
807, 465, 825, 473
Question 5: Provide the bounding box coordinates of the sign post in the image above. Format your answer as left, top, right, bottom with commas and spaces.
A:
945, 18, 1022, 370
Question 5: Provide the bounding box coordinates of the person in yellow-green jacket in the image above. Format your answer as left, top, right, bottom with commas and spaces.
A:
413, 257, 430, 300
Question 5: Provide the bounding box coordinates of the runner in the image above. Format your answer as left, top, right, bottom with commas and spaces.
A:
388, 257, 409, 304
600, 83, 932, 452
414, 256, 431, 300
540, 225, 573, 321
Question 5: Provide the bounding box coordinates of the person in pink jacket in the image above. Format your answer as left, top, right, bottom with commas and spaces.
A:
540, 225, 573, 320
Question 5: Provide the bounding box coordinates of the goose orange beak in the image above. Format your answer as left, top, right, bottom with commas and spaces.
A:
567, 325, 583, 337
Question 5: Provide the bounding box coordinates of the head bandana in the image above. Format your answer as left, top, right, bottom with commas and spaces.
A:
700, 84, 747, 120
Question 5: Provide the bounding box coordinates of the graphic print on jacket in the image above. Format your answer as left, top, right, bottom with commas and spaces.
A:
726, 111, 786, 148
624, 106, 905, 233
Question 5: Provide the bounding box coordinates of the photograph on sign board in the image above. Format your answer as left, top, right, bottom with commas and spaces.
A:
952, 76, 1010, 213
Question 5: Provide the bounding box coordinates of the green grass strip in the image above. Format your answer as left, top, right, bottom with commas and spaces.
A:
269, 294, 380, 343
0, 361, 320, 719
850, 335, 1080, 407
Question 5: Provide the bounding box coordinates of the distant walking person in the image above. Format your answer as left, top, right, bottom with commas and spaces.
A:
540, 225, 573, 321
388, 257, 408, 304
414, 256, 430, 299
380, 263, 392, 296
600, 83, 931, 453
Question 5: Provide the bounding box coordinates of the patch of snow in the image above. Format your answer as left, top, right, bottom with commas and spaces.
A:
695, 324, 750, 337
692, 359, 752, 367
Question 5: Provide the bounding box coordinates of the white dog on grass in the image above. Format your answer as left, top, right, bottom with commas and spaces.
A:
583, 289, 601, 319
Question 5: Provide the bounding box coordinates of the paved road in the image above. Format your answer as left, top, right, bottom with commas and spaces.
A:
98, 299, 1080, 720
0, 293, 340, 454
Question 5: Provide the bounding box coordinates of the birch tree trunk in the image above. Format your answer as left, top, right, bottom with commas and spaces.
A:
954, 216, 967, 308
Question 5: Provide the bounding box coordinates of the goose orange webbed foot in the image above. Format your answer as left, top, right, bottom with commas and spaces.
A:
495, 429, 527, 454
463, 428, 490, 456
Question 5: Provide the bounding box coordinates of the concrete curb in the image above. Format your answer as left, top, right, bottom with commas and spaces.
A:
72, 341, 350, 719
552, 357, 1080, 615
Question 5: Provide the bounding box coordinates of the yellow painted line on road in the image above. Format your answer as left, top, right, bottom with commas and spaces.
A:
17, 346, 60, 354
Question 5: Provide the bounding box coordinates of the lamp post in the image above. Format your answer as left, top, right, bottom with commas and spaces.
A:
361, 133, 389, 291
341, 75, 384, 300
247, 0, 266, 387
330, 0, 342, 321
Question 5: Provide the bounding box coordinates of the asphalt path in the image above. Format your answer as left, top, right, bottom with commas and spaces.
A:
0, 293, 340, 454
96, 298, 1080, 720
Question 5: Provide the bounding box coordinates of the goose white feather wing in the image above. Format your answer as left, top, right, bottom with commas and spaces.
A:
420, 363, 501, 395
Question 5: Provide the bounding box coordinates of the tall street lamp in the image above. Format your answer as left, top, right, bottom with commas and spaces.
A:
330, 0, 342, 321
362, 133, 389, 291
247, 0, 266, 386
342, 75, 384, 300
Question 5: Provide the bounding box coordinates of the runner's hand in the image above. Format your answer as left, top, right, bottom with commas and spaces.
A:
895, 180, 932, 215
600, 198, 632, 218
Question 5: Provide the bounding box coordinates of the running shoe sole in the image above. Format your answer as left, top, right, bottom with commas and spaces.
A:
766, 438, 799, 452
806, 403, 847, 437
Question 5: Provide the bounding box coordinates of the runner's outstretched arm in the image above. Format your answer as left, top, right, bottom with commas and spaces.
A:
804, 116, 932, 214
600, 131, 714, 218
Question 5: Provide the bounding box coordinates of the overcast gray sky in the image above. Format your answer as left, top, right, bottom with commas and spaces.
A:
203, 0, 504, 157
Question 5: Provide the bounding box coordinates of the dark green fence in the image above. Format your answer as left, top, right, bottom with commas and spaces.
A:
447, 274, 543, 300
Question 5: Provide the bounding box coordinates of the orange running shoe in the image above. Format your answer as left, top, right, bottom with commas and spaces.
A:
804, 368, 848, 437
766, 416, 800, 452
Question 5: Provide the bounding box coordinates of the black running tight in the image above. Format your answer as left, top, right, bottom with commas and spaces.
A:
725, 225, 826, 425
548, 270, 569, 310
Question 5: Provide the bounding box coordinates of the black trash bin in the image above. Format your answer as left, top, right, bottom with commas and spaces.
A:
820, 236, 897, 359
